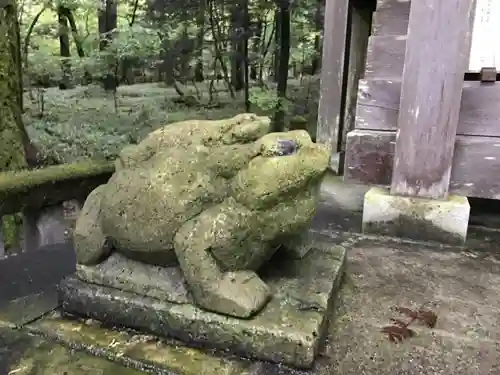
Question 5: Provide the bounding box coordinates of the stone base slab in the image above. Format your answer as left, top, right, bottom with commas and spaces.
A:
58, 232, 346, 369
362, 187, 470, 245
25, 312, 309, 375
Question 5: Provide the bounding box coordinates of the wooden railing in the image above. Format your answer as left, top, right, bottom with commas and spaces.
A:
0, 161, 114, 258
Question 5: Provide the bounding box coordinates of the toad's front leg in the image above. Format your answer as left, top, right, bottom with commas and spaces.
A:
173, 198, 272, 318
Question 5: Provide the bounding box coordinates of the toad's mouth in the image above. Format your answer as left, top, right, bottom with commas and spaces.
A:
272, 139, 298, 156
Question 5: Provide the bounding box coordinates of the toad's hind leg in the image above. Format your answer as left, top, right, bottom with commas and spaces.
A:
73, 185, 112, 265
173, 199, 272, 318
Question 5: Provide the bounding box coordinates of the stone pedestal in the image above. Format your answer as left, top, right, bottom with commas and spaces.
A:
58, 231, 346, 370
362, 187, 470, 245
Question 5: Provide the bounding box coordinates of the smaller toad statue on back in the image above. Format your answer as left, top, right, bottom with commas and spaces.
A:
74, 114, 331, 318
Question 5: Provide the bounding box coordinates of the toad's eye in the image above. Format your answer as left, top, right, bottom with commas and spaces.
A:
274, 139, 298, 156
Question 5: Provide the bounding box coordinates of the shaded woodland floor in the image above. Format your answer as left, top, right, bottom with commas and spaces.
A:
23, 78, 320, 164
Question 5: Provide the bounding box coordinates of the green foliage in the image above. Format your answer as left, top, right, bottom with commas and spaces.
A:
25, 22, 162, 86
249, 87, 279, 111
2, 214, 22, 250
21, 0, 322, 83
249, 86, 291, 112
24, 80, 319, 163
17, 0, 323, 163
27, 49, 63, 85
290, 115, 307, 125
24, 83, 241, 162
82, 24, 161, 81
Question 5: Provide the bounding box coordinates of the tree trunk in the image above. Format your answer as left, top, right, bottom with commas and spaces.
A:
161, 37, 176, 85
242, 0, 250, 111
23, 6, 46, 79
58, 7, 72, 89
65, 9, 86, 58
194, 0, 205, 82
272, 10, 281, 83
309, 0, 324, 75
0, 1, 30, 171
64, 8, 92, 84
230, 2, 245, 91
178, 24, 191, 83
272, 0, 291, 132
250, 19, 262, 81
98, 0, 118, 91
208, 0, 235, 98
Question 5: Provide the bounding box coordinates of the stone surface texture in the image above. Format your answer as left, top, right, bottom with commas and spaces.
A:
60, 232, 346, 369
73, 113, 332, 318
362, 187, 470, 244
320, 171, 368, 213
2, 225, 498, 375
1, 199, 500, 374
0, 325, 142, 375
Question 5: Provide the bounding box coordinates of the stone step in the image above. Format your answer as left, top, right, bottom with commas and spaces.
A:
0, 324, 142, 375
24, 310, 312, 375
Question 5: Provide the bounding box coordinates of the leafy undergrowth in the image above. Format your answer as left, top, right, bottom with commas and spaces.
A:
23, 78, 320, 164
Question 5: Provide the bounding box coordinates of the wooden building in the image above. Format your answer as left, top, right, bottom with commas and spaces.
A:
319, 0, 500, 203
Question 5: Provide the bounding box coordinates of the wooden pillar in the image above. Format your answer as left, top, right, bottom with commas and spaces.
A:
342, 3, 372, 150
390, 0, 476, 199
317, 0, 349, 161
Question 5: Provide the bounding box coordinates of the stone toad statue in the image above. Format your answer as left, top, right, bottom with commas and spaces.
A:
74, 114, 331, 318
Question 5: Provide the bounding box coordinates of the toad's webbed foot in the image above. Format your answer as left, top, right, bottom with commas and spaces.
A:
200, 270, 271, 318
173, 199, 272, 318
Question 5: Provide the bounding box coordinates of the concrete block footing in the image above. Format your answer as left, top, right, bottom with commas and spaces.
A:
362, 187, 470, 245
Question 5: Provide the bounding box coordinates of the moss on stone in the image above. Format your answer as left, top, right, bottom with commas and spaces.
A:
0, 4, 26, 173
364, 215, 465, 245
28, 314, 253, 375
59, 241, 346, 369
291, 115, 307, 122
0, 160, 113, 251
0, 160, 114, 194
363, 187, 468, 245
73, 115, 332, 318
11, 336, 141, 375
0, 323, 141, 375
2, 213, 22, 250
0, 4, 29, 249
